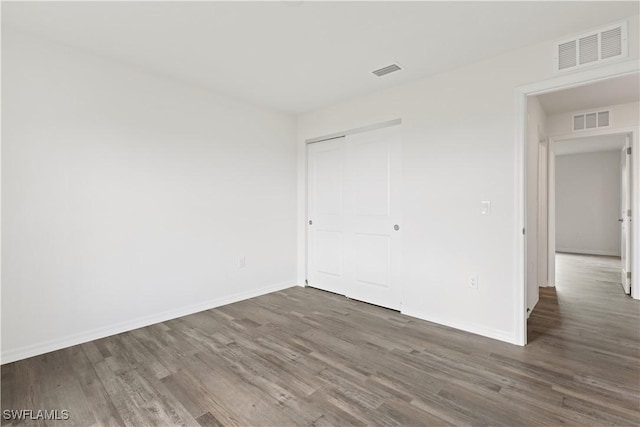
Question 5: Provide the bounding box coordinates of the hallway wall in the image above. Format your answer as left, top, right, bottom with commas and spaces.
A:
556, 150, 622, 256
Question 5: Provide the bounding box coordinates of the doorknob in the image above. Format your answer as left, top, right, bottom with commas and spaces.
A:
309, 220, 313, 225
618, 218, 624, 223
394, 224, 400, 231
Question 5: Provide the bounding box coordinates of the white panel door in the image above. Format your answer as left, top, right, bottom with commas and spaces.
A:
307, 126, 402, 310
307, 138, 348, 296
344, 126, 402, 309
621, 137, 632, 294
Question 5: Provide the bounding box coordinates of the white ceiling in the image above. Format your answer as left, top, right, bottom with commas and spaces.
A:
556, 134, 628, 156
538, 74, 640, 116
3, 1, 639, 114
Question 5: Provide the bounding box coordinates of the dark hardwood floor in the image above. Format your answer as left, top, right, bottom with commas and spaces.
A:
2, 253, 639, 426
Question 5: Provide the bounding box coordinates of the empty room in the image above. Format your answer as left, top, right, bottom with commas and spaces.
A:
1, 1, 639, 426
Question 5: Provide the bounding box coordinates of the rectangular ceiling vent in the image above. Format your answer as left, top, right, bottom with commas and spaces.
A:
572, 110, 611, 132
555, 21, 627, 72
372, 63, 402, 77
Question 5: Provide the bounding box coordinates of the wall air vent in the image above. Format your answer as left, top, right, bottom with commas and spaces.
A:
555, 21, 627, 72
372, 63, 402, 77
572, 110, 611, 132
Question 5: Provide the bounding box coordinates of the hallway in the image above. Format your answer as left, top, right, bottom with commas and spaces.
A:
528, 253, 639, 423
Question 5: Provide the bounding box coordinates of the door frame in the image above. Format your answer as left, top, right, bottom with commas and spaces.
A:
547, 127, 637, 290
515, 59, 640, 346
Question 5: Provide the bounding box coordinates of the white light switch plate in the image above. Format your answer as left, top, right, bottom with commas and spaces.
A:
480, 200, 491, 215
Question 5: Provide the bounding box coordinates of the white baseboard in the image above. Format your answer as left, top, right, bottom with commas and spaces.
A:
1, 280, 296, 365
556, 248, 620, 257
400, 308, 517, 345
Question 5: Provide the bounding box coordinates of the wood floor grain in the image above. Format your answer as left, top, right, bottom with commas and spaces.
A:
2, 253, 639, 426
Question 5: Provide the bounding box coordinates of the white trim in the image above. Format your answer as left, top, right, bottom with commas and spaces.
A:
515, 59, 640, 347
305, 118, 402, 144
519, 59, 639, 96
401, 309, 516, 344
1, 280, 296, 364
514, 86, 527, 346
548, 139, 557, 288
556, 248, 621, 257
550, 126, 637, 141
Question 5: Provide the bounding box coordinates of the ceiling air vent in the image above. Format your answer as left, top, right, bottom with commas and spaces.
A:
373, 63, 402, 77
555, 21, 627, 72
572, 110, 611, 132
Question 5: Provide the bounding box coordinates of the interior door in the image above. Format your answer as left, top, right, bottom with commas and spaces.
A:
344, 126, 402, 309
621, 136, 632, 294
307, 125, 402, 310
307, 137, 348, 296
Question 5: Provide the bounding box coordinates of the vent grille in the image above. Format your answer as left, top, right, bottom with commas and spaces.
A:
558, 41, 577, 69
601, 27, 622, 58
372, 63, 402, 77
555, 21, 627, 72
572, 110, 611, 131
597, 111, 610, 127
579, 34, 598, 65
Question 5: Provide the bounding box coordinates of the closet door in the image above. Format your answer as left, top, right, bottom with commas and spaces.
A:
307, 125, 402, 310
307, 137, 348, 296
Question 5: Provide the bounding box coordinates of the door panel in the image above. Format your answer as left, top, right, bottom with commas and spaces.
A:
307, 139, 347, 295
355, 233, 390, 287
307, 125, 401, 310
315, 231, 342, 276
315, 151, 343, 216
354, 139, 391, 216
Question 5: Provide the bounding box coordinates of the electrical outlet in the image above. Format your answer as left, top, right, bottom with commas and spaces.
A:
470, 275, 479, 289
238, 256, 246, 268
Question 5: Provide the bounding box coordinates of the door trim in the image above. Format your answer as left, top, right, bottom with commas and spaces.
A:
547, 127, 637, 292
306, 118, 402, 144
515, 59, 640, 346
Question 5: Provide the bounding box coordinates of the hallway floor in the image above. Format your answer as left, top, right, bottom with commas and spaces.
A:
527, 252, 639, 422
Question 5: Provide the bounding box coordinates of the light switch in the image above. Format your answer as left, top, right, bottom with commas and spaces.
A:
480, 201, 491, 215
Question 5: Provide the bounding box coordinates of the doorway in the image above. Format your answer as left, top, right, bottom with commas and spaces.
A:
516, 66, 640, 345
550, 132, 633, 295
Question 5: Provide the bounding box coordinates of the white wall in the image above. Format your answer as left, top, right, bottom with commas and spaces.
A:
526, 96, 547, 314
296, 14, 640, 344
1, 30, 298, 362
546, 101, 640, 137
555, 150, 622, 256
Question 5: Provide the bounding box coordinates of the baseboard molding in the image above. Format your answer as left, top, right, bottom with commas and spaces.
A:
556, 248, 620, 257
1, 280, 296, 365
400, 308, 517, 345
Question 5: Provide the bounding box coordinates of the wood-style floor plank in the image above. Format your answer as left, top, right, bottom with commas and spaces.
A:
2, 253, 639, 426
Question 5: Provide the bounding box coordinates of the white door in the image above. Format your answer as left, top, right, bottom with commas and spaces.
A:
307, 137, 348, 296
621, 136, 632, 294
307, 126, 402, 310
